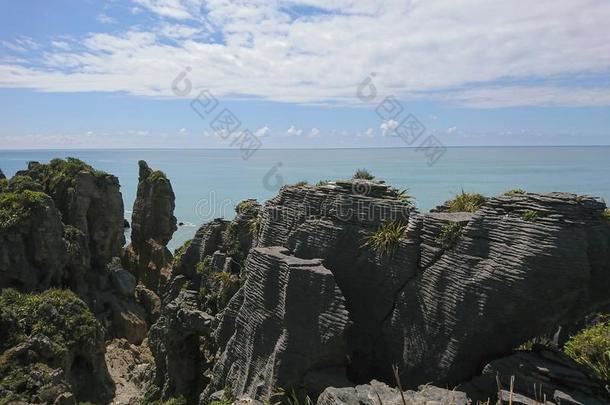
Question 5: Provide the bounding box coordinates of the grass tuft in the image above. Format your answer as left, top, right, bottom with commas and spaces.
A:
249, 215, 262, 236
353, 169, 375, 180
445, 190, 486, 213
362, 221, 408, 256
602, 208, 610, 222
293, 180, 309, 187
564, 317, 610, 382
236, 199, 256, 214
396, 189, 415, 206
316, 180, 330, 187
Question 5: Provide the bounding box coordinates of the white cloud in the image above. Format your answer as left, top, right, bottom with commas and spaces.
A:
132, 0, 195, 20
308, 127, 320, 138
365, 127, 375, 138
1, 0, 610, 107
179, 127, 187, 133
2, 36, 39, 52
255, 126, 271, 137
51, 41, 71, 51
286, 125, 303, 136
380, 120, 399, 136
97, 14, 116, 24
447, 126, 457, 134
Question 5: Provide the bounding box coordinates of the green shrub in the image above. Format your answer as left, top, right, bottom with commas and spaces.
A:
564, 318, 610, 382
7, 175, 43, 193
436, 222, 464, 249
504, 188, 525, 196
196, 256, 212, 274
353, 169, 374, 180
362, 221, 408, 256
602, 208, 610, 221
249, 215, 262, 236
0, 289, 100, 353
316, 180, 330, 186
0, 190, 48, 231
521, 210, 539, 221
213, 271, 239, 287
293, 180, 309, 187
236, 199, 256, 214
445, 190, 486, 213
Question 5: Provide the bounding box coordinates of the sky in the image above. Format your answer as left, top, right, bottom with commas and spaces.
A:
1, 0, 610, 149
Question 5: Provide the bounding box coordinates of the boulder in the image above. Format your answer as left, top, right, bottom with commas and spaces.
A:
317, 380, 469, 405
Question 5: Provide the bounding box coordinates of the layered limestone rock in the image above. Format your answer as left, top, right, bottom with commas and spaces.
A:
384, 192, 610, 387
317, 380, 469, 405
255, 181, 415, 382
204, 246, 350, 401
462, 346, 610, 404
123, 161, 177, 295
145, 201, 261, 403
204, 183, 610, 400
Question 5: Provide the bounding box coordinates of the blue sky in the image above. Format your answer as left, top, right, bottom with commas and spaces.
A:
1, 0, 610, 149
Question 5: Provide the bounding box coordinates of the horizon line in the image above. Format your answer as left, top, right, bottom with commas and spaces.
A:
1, 144, 610, 152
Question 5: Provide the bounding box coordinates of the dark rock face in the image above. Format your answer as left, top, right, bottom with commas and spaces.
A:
385, 192, 610, 386
462, 347, 610, 404
205, 247, 350, 401
317, 380, 469, 405
0, 192, 67, 291
0, 168, 5, 180
22, 159, 125, 267
123, 161, 177, 295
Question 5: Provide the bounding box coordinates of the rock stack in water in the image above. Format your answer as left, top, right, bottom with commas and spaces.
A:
123, 160, 177, 297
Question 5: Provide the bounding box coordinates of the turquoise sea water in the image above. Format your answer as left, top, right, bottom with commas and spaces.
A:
1, 147, 609, 251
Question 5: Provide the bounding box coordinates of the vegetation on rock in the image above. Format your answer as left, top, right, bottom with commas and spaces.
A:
564, 318, 610, 382
353, 169, 375, 180
236, 199, 256, 214
173, 239, 192, 268
0, 289, 101, 353
521, 210, 540, 221
42, 157, 107, 189
436, 222, 464, 249
0, 189, 48, 231
602, 208, 610, 221
5, 175, 44, 193
445, 190, 486, 213
362, 221, 408, 256
504, 188, 526, 196
147, 170, 168, 182
196, 256, 212, 275
316, 180, 330, 186
396, 189, 415, 206
249, 215, 262, 236
293, 180, 309, 187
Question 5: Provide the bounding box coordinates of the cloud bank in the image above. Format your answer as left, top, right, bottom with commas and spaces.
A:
2, 0, 610, 107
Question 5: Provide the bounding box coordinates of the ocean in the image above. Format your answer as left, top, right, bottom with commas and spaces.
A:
1, 147, 609, 251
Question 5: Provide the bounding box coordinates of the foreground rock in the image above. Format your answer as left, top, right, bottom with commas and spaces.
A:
0, 289, 114, 404
123, 160, 177, 297
462, 346, 609, 404
105, 339, 154, 405
317, 380, 469, 405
